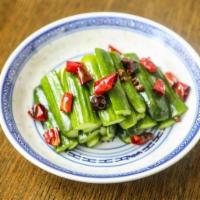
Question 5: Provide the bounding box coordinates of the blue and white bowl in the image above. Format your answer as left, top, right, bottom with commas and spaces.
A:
0, 12, 200, 183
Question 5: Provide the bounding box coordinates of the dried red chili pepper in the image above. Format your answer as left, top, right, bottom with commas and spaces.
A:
43, 128, 60, 146
28, 104, 48, 122
94, 73, 118, 95
153, 79, 165, 96
60, 92, 73, 113
165, 72, 177, 87
66, 61, 83, 74
77, 65, 93, 85
131, 132, 154, 145
140, 57, 157, 73
174, 81, 190, 101
108, 44, 122, 55
66, 61, 92, 85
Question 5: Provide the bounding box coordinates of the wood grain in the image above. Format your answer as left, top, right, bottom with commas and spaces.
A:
0, 0, 200, 199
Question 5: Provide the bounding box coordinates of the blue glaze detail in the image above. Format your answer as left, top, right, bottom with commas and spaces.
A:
35, 119, 169, 167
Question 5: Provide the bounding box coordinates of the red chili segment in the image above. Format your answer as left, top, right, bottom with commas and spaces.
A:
108, 44, 122, 55
66, 61, 92, 85
165, 72, 177, 87
43, 128, 60, 146
174, 81, 190, 101
140, 57, 157, 73
153, 78, 165, 96
60, 92, 73, 113
66, 61, 83, 74
77, 65, 93, 85
28, 104, 48, 122
94, 73, 118, 95
131, 132, 154, 145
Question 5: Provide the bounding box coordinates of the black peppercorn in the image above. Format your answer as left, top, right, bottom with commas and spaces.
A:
90, 95, 107, 110
121, 58, 138, 75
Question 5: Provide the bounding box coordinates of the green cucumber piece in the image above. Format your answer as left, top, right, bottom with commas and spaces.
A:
157, 119, 176, 129
124, 53, 140, 62
81, 54, 125, 126
98, 100, 125, 126
101, 135, 114, 142
95, 48, 131, 116
40, 71, 73, 135
101, 125, 116, 141
156, 68, 188, 117
119, 108, 137, 129
110, 52, 146, 113
137, 65, 170, 121
83, 126, 99, 133
68, 139, 78, 150
136, 115, 157, 129
99, 126, 107, 136
66, 130, 79, 138
136, 112, 146, 121
86, 129, 100, 141
59, 67, 82, 131
56, 135, 70, 153
86, 135, 100, 147
34, 86, 58, 129
60, 68, 101, 130
118, 128, 131, 144
34, 86, 74, 152
78, 132, 88, 144
124, 53, 171, 121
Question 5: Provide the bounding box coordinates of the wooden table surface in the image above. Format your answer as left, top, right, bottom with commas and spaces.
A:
0, 0, 200, 199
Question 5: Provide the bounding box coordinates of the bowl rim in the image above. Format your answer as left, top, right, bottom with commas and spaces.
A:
0, 12, 200, 183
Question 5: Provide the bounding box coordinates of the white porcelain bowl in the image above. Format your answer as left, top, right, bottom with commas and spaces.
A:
0, 12, 200, 183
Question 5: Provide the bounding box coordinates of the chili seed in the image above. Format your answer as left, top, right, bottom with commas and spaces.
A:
174, 116, 181, 122
118, 69, 125, 77
132, 77, 139, 86
135, 84, 145, 92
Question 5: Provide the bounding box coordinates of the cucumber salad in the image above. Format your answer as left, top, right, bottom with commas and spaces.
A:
28, 45, 190, 153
